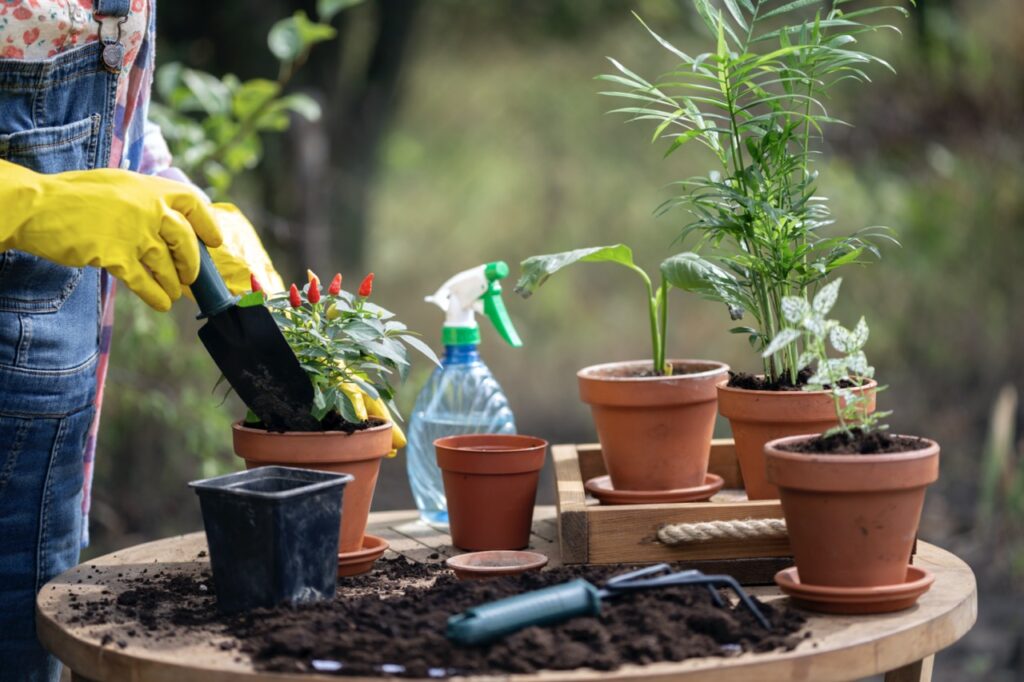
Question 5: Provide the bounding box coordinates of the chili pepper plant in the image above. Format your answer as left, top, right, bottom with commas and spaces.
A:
246, 270, 438, 427
595, 0, 910, 383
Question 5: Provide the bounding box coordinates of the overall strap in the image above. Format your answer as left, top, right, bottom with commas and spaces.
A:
96, 0, 131, 17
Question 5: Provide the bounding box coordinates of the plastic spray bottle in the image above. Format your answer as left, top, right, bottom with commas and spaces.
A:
406, 262, 522, 524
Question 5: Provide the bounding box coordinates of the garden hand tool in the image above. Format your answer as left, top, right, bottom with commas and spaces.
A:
446, 563, 770, 646
193, 242, 318, 432
0, 159, 223, 311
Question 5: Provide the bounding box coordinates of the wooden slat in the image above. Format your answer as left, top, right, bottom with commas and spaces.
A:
552, 444, 589, 563
557, 442, 789, 566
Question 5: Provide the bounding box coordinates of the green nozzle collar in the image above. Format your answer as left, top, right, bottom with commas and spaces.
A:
484, 261, 510, 282
443, 326, 481, 346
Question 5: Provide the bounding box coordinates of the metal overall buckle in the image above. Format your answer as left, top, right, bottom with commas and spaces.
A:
95, 12, 129, 73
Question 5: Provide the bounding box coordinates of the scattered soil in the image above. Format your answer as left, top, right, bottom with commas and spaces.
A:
727, 369, 855, 392
67, 559, 808, 678
779, 429, 929, 455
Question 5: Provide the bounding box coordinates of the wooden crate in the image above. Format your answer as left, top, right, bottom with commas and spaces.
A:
554, 439, 793, 582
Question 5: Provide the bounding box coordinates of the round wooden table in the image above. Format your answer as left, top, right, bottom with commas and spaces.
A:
38, 507, 976, 682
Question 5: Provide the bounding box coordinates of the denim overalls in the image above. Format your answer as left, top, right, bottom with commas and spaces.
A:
0, 2, 130, 679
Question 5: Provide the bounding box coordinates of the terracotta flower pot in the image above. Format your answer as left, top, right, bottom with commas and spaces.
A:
435, 434, 547, 551
718, 379, 877, 500
577, 360, 729, 491
765, 434, 939, 588
232, 419, 393, 554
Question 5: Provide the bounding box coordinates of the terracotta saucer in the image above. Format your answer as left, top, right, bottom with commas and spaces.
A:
446, 550, 549, 580
584, 473, 724, 505
337, 534, 390, 577
775, 565, 935, 614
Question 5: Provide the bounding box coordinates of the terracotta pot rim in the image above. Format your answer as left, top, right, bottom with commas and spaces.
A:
231, 418, 391, 438
764, 433, 939, 463
433, 434, 548, 453
717, 377, 878, 397
578, 359, 729, 383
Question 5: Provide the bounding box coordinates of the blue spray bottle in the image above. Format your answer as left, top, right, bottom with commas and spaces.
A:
406, 262, 522, 524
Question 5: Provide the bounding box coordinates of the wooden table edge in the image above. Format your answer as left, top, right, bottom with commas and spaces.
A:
38, 512, 977, 682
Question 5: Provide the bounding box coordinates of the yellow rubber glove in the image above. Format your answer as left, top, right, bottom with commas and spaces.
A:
0, 159, 221, 311
202, 203, 284, 296
365, 393, 407, 458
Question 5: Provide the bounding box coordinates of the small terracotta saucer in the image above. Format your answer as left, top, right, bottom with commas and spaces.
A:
775, 565, 935, 614
337, 534, 390, 577
446, 551, 549, 580
584, 473, 724, 505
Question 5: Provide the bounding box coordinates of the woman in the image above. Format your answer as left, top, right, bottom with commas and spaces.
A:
0, 2, 276, 679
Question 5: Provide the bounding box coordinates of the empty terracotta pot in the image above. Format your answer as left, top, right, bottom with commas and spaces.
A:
232, 419, 393, 554
718, 379, 877, 499
577, 360, 729, 491
765, 434, 939, 588
435, 434, 547, 551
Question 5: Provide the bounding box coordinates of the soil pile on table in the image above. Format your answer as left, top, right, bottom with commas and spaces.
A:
69, 558, 807, 677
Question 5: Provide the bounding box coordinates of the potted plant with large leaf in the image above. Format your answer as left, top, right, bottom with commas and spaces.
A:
598, 1, 909, 498
233, 270, 438, 566
516, 246, 730, 496
761, 280, 939, 613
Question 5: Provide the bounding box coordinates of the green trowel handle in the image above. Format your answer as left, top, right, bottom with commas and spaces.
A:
446, 579, 601, 646
193, 241, 237, 319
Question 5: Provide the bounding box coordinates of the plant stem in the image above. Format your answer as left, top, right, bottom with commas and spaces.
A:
658, 278, 669, 375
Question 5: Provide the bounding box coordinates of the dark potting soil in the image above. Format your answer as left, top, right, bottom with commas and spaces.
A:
68, 558, 807, 677
779, 429, 929, 455
612, 362, 708, 379
246, 414, 382, 434
727, 369, 856, 392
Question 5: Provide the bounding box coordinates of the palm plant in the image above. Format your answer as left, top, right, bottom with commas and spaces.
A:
600, 0, 909, 383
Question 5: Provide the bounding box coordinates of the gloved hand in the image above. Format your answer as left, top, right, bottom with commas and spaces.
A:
197, 203, 283, 296
0, 159, 221, 311
338, 382, 407, 457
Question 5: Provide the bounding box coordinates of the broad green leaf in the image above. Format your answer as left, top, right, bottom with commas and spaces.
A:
660, 252, 735, 298
335, 390, 361, 424
350, 375, 380, 401
268, 11, 337, 63
812, 277, 842, 314
232, 79, 280, 119
317, 0, 364, 22
515, 245, 637, 298
155, 62, 184, 102
277, 93, 321, 121
762, 328, 801, 358
181, 69, 232, 116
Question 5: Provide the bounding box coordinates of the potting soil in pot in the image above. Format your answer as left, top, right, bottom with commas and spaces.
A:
67, 558, 807, 677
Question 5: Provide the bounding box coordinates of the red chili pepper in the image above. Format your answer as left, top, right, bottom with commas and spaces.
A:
308, 278, 321, 304
250, 274, 262, 293
288, 283, 302, 308
358, 272, 374, 298
328, 273, 342, 296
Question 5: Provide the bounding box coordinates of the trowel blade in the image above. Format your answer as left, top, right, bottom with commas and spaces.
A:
198, 304, 318, 432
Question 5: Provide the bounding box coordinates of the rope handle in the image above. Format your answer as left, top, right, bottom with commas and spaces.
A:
657, 518, 787, 545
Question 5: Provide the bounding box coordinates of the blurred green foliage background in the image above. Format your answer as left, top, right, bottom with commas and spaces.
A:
89, 1, 1023, 679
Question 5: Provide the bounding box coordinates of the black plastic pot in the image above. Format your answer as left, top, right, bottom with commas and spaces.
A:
189, 465, 353, 613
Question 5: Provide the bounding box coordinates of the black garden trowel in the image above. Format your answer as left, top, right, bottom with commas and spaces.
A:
192, 243, 318, 432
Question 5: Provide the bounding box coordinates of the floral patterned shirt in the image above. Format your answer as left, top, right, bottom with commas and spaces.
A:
1, 0, 185, 546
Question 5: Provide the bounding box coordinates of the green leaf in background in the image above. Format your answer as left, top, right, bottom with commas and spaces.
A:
276, 93, 322, 121
232, 79, 281, 119
180, 69, 232, 116
317, 0, 365, 22
268, 10, 337, 63
515, 244, 637, 297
